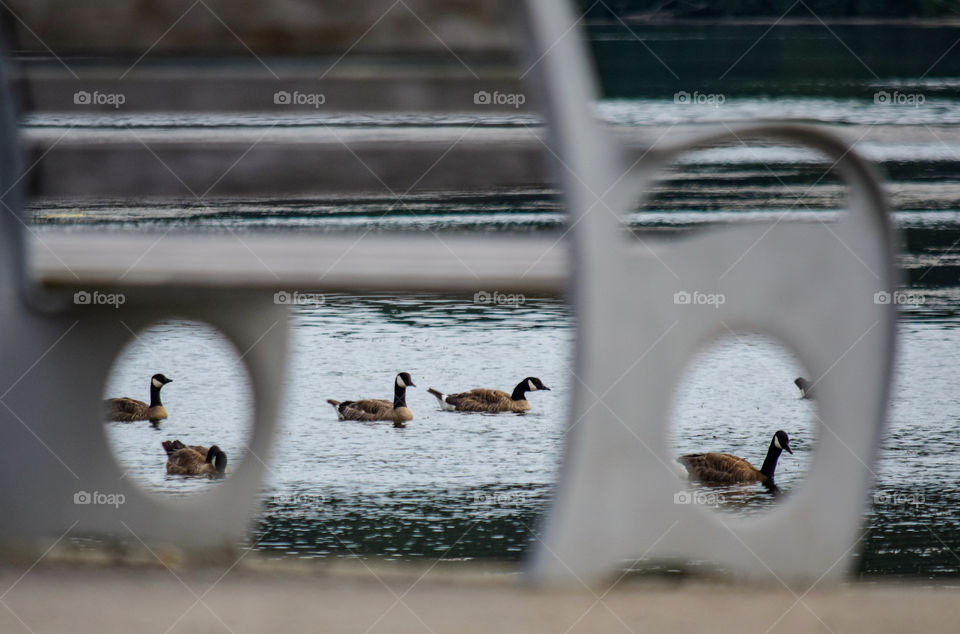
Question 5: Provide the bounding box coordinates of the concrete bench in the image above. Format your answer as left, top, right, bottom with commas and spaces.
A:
0, 0, 896, 586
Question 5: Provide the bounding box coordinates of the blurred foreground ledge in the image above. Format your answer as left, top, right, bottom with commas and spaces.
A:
0, 559, 955, 632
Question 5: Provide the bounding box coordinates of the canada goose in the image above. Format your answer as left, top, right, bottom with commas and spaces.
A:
104, 373, 173, 422
794, 377, 815, 399
427, 376, 550, 413
678, 430, 793, 493
162, 439, 227, 478
326, 372, 415, 427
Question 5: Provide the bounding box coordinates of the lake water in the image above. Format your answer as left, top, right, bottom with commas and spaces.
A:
100, 292, 960, 578
34, 23, 960, 579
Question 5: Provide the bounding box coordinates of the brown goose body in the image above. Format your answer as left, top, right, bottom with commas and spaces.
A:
106, 398, 167, 422
327, 372, 415, 427
105, 373, 173, 422
678, 453, 769, 484
427, 377, 550, 413
162, 439, 207, 459
329, 399, 414, 423
163, 440, 227, 478
429, 388, 530, 413
678, 431, 793, 492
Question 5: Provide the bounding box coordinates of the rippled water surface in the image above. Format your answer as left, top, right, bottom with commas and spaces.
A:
49, 22, 960, 578
102, 291, 960, 577
107, 295, 572, 559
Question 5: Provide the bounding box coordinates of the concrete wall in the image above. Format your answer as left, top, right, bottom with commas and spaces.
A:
4, 0, 514, 54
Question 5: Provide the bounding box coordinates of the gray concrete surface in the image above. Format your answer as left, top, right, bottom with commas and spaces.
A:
0, 560, 956, 633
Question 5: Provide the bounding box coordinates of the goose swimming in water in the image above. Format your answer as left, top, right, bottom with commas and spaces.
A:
426, 377, 550, 413
105, 373, 173, 422
327, 372, 415, 427
678, 430, 793, 494
162, 439, 227, 478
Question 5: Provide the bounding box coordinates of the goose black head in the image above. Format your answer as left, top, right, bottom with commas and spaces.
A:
773, 430, 793, 454
511, 377, 550, 401
524, 377, 550, 392
396, 372, 415, 389
206, 445, 228, 478
151, 373, 173, 389
794, 377, 814, 397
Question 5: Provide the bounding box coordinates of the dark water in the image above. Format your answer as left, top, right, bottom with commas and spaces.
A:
50, 23, 960, 579
587, 23, 960, 100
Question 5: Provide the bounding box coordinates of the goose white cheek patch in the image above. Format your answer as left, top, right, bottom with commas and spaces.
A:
152, 378, 163, 389
527, 379, 536, 391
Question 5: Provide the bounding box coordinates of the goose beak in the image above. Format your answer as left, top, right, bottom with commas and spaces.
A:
542, 385, 551, 391
408, 380, 416, 387
784, 443, 793, 454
